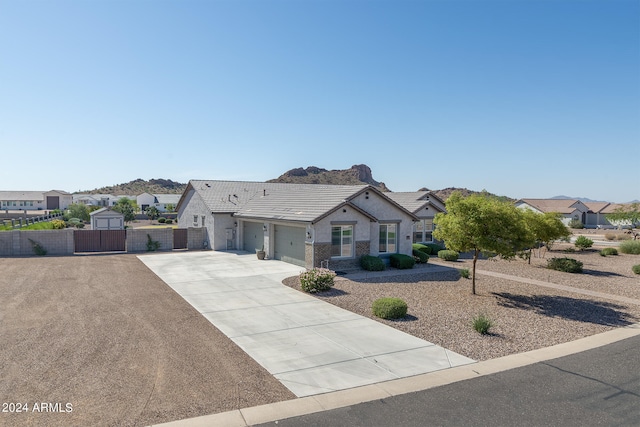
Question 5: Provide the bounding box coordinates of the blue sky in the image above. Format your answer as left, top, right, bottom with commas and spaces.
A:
1, 0, 638, 202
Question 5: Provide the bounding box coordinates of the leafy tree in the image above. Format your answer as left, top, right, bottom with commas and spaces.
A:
113, 198, 137, 223
521, 210, 570, 262
166, 203, 176, 212
146, 206, 160, 221
605, 203, 640, 228
64, 203, 90, 222
433, 192, 532, 295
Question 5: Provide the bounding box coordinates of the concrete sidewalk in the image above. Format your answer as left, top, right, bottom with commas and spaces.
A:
138, 251, 474, 398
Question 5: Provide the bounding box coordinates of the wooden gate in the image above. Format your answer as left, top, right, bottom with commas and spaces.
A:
74, 230, 126, 252
173, 228, 188, 249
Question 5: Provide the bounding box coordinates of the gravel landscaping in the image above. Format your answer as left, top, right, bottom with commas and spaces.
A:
283, 241, 640, 361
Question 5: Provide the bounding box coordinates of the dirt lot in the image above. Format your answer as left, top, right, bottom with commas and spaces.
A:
0, 254, 294, 427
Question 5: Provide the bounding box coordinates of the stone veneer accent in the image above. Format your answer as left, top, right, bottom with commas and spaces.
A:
307, 240, 370, 270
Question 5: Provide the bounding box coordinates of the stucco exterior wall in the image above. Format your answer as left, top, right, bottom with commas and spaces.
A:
177, 189, 213, 248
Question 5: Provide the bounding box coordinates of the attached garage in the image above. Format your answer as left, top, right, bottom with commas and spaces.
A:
274, 225, 306, 267
243, 221, 264, 253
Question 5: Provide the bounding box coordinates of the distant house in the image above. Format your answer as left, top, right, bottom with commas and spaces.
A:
73, 194, 115, 207
176, 180, 418, 269
516, 198, 636, 228
385, 191, 446, 243
0, 190, 72, 211
90, 207, 125, 230
137, 193, 181, 213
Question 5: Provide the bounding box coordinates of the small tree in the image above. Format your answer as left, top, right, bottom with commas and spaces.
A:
146, 206, 160, 221
433, 192, 532, 295
113, 198, 137, 223
64, 203, 90, 222
521, 210, 570, 262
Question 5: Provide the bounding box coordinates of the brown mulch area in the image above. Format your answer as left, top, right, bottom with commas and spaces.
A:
0, 255, 294, 427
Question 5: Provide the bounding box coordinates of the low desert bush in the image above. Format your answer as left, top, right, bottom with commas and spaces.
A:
604, 233, 616, 241
412, 249, 429, 264
472, 313, 493, 335
390, 253, 416, 269
619, 240, 640, 255
158, 217, 166, 223
574, 236, 593, 251
632, 265, 640, 275
617, 234, 632, 241
360, 255, 385, 271
599, 247, 618, 257
372, 297, 408, 320
51, 219, 66, 229
299, 268, 336, 293
459, 268, 470, 279
568, 219, 584, 229
547, 257, 583, 273
165, 219, 173, 224
438, 250, 459, 261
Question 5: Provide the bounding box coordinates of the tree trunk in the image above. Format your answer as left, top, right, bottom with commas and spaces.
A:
472, 248, 479, 295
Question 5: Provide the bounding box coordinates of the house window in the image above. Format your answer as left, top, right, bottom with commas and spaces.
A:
412, 219, 434, 243
379, 223, 397, 253
331, 225, 353, 257
193, 215, 198, 226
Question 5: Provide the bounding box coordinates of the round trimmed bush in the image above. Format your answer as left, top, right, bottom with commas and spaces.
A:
599, 247, 618, 256
574, 235, 593, 251
412, 249, 429, 263
158, 217, 167, 223
632, 265, 640, 275
438, 250, 459, 261
360, 255, 385, 271
165, 218, 173, 224
425, 243, 444, 255
372, 297, 408, 319
619, 240, 640, 255
547, 257, 583, 273
390, 253, 416, 269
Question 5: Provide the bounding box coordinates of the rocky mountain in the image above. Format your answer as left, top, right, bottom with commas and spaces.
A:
78, 178, 187, 195
268, 164, 391, 192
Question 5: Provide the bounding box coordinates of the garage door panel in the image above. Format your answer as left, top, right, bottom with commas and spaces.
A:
243, 222, 264, 253
274, 225, 305, 267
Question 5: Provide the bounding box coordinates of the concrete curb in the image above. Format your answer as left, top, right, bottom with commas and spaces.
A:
150, 322, 640, 427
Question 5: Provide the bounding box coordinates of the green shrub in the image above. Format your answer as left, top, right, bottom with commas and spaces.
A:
472, 313, 493, 335
563, 247, 576, 253
28, 239, 47, 256
360, 255, 385, 271
146, 234, 161, 252
51, 219, 66, 229
459, 268, 470, 279
619, 240, 640, 255
75, 223, 85, 229
574, 235, 593, 251
68, 218, 81, 224
438, 250, 459, 261
165, 219, 173, 224
547, 257, 583, 273
425, 243, 444, 255
412, 249, 429, 264
599, 247, 618, 257
157, 217, 166, 223
390, 253, 416, 269
299, 268, 336, 293
568, 219, 584, 229
412, 243, 429, 253
632, 265, 640, 275
372, 297, 408, 319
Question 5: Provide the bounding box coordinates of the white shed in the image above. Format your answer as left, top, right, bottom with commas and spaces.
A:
90, 207, 125, 230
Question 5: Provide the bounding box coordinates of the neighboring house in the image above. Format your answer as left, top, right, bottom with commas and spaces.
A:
137, 193, 181, 212
585, 202, 638, 229
385, 191, 446, 243
176, 180, 419, 269
0, 190, 72, 211
73, 194, 116, 207
90, 207, 125, 230
515, 199, 590, 226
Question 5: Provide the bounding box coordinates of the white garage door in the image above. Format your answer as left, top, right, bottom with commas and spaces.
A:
243, 221, 264, 253
274, 225, 306, 267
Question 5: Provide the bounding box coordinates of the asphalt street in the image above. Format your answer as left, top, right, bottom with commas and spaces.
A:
256, 334, 640, 427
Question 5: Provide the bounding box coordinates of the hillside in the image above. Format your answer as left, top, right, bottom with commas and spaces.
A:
78, 178, 187, 195
420, 187, 514, 203
268, 164, 391, 191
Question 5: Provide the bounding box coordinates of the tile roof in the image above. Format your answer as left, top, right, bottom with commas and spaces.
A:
517, 199, 586, 214
153, 194, 181, 204
385, 191, 445, 214
0, 191, 46, 201
182, 180, 399, 223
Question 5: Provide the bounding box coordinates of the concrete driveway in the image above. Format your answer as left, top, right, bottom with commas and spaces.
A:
139, 251, 474, 397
